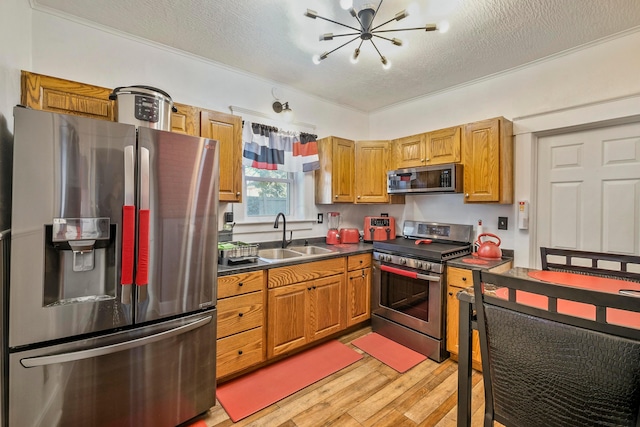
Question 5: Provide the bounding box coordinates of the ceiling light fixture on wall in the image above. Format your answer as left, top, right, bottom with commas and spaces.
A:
305, 1, 441, 70
273, 100, 293, 122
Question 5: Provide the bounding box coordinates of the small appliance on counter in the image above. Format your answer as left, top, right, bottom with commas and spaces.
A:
363, 216, 396, 242
339, 228, 360, 244
326, 212, 341, 244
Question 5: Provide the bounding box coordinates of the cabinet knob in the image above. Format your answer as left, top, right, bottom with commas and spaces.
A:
448, 292, 453, 296
334, 195, 338, 199
465, 193, 469, 198
425, 158, 430, 162
238, 312, 244, 317
236, 192, 241, 196
238, 282, 243, 287
357, 195, 361, 199
238, 350, 243, 355
462, 277, 467, 281
420, 158, 425, 162
308, 287, 312, 291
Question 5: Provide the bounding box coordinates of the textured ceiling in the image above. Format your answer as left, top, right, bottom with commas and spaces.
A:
33, 0, 640, 112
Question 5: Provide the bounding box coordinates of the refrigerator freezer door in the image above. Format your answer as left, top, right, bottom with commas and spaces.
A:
9, 108, 137, 348
9, 310, 216, 427
135, 128, 219, 323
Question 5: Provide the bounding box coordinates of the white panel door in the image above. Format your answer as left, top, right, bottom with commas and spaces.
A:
536, 122, 640, 262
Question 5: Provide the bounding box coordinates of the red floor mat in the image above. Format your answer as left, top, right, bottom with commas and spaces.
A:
216, 340, 362, 422
352, 332, 427, 373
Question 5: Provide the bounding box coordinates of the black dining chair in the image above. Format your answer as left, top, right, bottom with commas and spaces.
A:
540, 247, 640, 282
472, 269, 640, 427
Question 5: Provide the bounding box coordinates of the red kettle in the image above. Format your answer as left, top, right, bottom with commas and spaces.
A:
474, 233, 502, 260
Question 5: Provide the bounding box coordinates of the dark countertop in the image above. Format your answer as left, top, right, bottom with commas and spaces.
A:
217, 241, 374, 276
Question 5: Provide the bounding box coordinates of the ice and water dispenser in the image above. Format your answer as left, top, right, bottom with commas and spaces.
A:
43, 217, 117, 306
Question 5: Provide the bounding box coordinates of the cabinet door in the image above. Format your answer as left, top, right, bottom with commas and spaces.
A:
21, 70, 114, 121
315, 137, 355, 204
332, 137, 355, 203
425, 126, 461, 165
267, 283, 308, 358
346, 267, 370, 326
463, 118, 513, 203
200, 110, 243, 202
171, 102, 199, 136
392, 133, 425, 169
308, 275, 345, 342
355, 140, 390, 203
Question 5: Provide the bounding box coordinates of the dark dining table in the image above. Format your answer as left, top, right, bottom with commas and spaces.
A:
455, 266, 640, 427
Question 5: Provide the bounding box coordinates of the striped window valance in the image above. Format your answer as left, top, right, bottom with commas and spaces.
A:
241, 121, 320, 172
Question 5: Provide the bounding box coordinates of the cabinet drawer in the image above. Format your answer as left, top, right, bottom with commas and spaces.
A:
348, 253, 371, 270
268, 258, 346, 288
447, 266, 473, 289
218, 270, 264, 299
217, 292, 263, 339
217, 327, 264, 378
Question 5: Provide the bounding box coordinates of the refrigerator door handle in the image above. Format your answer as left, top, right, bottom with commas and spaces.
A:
135, 147, 150, 290
20, 315, 213, 368
121, 145, 136, 303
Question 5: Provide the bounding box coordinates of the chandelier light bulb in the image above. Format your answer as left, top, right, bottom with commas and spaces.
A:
438, 20, 450, 33
312, 54, 321, 64
350, 48, 360, 64
381, 57, 392, 70
339, 0, 353, 10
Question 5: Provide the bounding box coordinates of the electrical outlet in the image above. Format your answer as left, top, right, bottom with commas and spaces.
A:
317, 213, 323, 224
498, 216, 508, 230
223, 211, 234, 223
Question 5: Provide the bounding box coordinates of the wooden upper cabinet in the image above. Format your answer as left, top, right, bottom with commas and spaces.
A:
463, 117, 514, 204
425, 126, 461, 165
392, 127, 461, 169
355, 140, 391, 204
200, 109, 243, 203
392, 133, 425, 169
171, 103, 199, 136
21, 71, 115, 121
315, 136, 355, 204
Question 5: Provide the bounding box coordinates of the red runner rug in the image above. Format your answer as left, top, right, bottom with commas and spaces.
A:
351, 332, 427, 373
216, 340, 362, 422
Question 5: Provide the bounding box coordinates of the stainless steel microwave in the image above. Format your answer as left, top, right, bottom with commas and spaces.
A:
387, 163, 463, 194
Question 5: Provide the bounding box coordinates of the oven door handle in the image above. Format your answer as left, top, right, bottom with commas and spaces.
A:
380, 264, 441, 282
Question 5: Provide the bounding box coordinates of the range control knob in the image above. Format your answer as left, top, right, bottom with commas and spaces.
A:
424, 263, 432, 271
415, 261, 423, 269
400, 258, 407, 265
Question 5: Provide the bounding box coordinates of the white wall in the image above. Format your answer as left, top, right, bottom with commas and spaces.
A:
370, 29, 640, 267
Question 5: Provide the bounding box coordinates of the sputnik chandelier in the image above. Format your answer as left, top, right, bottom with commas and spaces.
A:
304, 0, 445, 69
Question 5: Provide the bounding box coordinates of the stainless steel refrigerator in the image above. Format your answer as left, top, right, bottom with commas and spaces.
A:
4, 107, 219, 426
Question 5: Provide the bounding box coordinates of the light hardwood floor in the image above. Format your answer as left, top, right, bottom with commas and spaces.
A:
197, 327, 500, 427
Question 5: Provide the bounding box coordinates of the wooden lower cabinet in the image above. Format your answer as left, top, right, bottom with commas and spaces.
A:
267, 274, 345, 358
217, 327, 264, 379
446, 262, 513, 371
346, 254, 371, 327
216, 270, 265, 379
266, 257, 347, 358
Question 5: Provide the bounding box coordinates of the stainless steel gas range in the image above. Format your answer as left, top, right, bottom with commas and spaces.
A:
372, 221, 474, 362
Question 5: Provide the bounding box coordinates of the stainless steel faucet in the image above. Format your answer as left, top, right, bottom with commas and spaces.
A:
274, 212, 292, 248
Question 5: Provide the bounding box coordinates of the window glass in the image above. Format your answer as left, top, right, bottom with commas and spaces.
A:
244, 167, 291, 216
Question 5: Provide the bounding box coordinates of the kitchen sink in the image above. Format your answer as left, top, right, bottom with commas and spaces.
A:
288, 245, 334, 255
257, 248, 304, 262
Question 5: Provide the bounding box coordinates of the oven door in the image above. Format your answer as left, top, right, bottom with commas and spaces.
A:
372, 258, 444, 339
